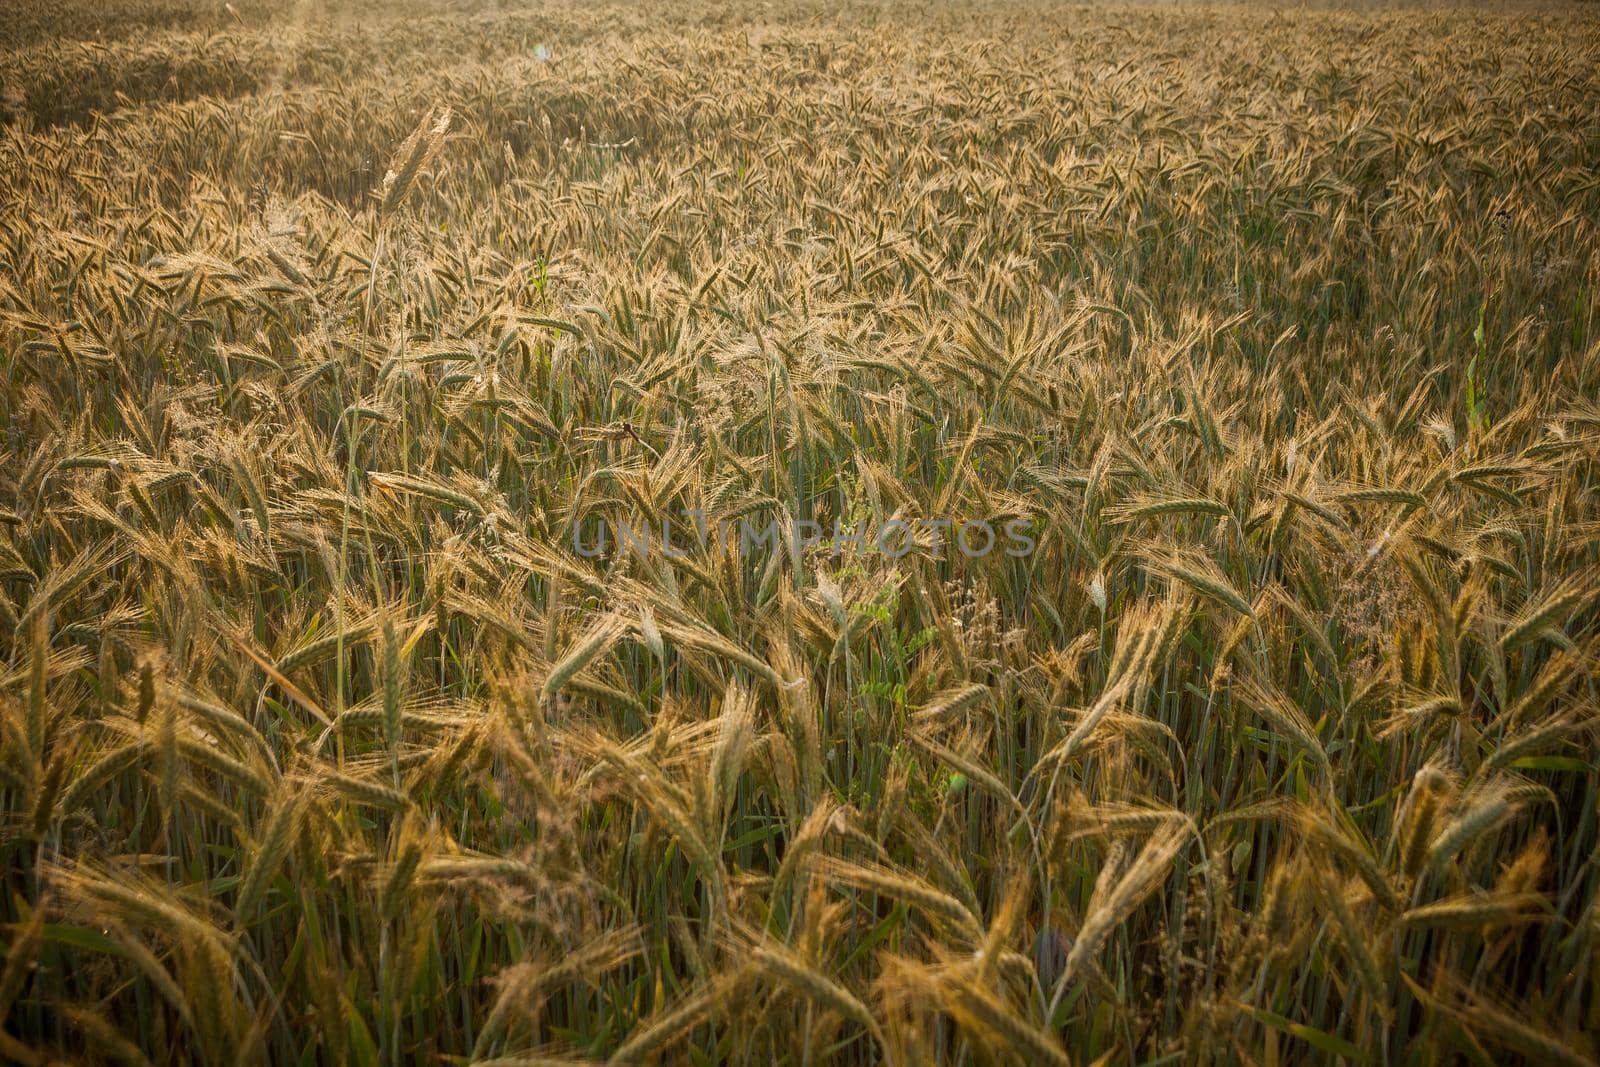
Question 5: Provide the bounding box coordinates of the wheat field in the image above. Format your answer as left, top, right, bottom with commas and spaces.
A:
1, 0, 1598, 1062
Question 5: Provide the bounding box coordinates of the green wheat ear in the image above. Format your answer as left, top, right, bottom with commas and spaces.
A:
1466, 298, 1489, 433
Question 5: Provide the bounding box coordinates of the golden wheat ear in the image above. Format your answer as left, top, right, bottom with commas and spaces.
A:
376, 105, 453, 215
